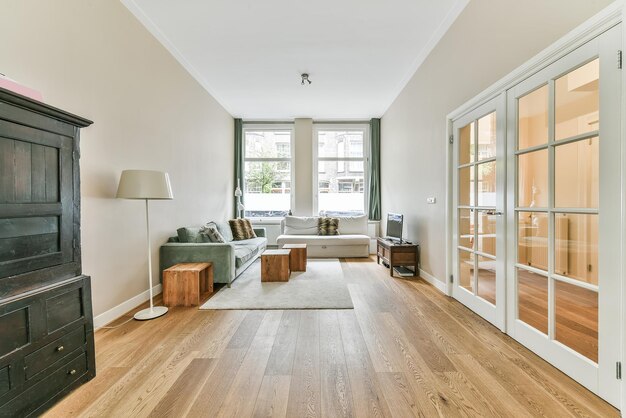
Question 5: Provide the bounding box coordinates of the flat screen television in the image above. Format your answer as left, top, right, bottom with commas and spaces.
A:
386, 213, 403, 243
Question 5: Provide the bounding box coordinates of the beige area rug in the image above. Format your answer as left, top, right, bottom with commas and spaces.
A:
200, 258, 354, 310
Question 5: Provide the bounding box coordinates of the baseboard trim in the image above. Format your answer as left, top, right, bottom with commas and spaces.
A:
419, 269, 448, 295
94, 284, 162, 330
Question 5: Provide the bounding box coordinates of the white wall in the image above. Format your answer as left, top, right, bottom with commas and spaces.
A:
0, 0, 234, 317
381, 0, 613, 284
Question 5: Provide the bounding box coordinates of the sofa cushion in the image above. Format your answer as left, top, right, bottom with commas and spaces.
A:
229, 218, 257, 240
318, 217, 339, 235
233, 237, 266, 268
283, 216, 319, 235
177, 227, 202, 243
200, 223, 225, 243
337, 215, 368, 235
216, 221, 234, 242
234, 246, 256, 268
277, 234, 369, 246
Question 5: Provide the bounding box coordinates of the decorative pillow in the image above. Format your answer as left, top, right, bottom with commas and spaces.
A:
176, 227, 202, 243
337, 215, 368, 235
199, 224, 225, 243
216, 221, 234, 242
318, 217, 339, 236
229, 218, 257, 240
283, 216, 319, 235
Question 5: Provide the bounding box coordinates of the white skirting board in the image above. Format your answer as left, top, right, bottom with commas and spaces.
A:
94, 284, 162, 330
419, 269, 448, 295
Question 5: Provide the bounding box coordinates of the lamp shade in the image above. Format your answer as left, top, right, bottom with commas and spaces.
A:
116, 170, 173, 200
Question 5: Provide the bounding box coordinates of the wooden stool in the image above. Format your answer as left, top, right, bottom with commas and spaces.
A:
261, 249, 291, 282
282, 244, 307, 271
163, 262, 213, 307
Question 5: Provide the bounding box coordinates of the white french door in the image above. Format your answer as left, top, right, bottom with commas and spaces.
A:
452, 96, 507, 331
506, 24, 621, 405
451, 24, 622, 406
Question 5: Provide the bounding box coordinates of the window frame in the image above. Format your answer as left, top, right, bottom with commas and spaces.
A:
242, 123, 295, 220
312, 123, 370, 216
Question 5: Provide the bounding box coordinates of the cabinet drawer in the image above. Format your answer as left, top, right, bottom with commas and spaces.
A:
0, 366, 9, 397
45, 287, 83, 333
1, 350, 87, 418
392, 252, 416, 264
24, 326, 85, 380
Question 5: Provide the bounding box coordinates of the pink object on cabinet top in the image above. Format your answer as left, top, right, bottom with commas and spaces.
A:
0, 75, 43, 102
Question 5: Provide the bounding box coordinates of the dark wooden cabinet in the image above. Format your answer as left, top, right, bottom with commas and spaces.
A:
0, 87, 94, 416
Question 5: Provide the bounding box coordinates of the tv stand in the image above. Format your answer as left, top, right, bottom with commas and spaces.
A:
376, 237, 419, 277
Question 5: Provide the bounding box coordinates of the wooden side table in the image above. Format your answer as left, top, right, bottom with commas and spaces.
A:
163, 262, 213, 307
261, 249, 291, 282
376, 238, 419, 277
282, 243, 307, 271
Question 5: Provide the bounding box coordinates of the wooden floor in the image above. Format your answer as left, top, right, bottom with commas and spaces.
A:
44, 258, 617, 417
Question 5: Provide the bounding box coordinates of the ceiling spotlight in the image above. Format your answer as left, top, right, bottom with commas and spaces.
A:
301, 73, 312, 85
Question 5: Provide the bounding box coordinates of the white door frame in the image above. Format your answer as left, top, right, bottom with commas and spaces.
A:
445, 1, 625, 409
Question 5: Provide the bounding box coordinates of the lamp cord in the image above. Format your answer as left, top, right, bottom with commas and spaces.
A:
99, 317, 133, 330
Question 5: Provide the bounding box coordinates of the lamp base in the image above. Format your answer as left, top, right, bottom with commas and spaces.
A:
134, 306, 168, 321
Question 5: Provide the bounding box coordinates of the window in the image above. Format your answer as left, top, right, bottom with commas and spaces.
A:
243, 126, 293, 218
314, 126, 369, 216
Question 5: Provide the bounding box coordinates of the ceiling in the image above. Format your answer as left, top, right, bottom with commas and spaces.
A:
122, 0, 468, 119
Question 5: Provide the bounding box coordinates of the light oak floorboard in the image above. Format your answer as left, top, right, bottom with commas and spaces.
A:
44, 258, 618, 418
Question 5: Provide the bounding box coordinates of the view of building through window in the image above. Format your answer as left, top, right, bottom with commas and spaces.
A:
317, 129, 367, 216
243, 129, 292, 217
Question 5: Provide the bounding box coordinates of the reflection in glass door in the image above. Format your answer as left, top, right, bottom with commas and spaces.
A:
453, 97, 505, 330
506, 25, 621, 405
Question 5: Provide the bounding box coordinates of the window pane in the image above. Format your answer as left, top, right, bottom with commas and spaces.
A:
459, 122, 475, 165
555, 59, 599, 141
477, 255, 496, 305
458, 166, 474, 207
518, 211, 548, 271
555, 280, 598, 362
477, 210, 495, 256
477, 162, 496, 206
555, 213, 598, 285
477, 112, 496, 160
518, 149, 548, 208
458, 208, 474, 249
518, 85, 548, 150
555, 137, 598, 208
244, 161, 291, 217
318, 131, 363, 158
244, 130, 291, 158
318, 161, 364, 216
459, 250, 474, 292
517, 268, 548, 335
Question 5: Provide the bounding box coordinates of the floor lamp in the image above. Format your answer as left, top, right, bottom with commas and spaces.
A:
117, 170, 173, 320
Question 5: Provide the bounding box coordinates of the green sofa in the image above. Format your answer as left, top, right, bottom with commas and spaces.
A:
159, 221, 267, 287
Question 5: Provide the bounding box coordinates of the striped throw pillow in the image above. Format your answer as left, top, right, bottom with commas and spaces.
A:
318, 217, 339, 235
229, 219, 257, 240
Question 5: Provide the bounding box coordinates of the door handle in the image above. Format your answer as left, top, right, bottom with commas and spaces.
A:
486, 211, 503, 216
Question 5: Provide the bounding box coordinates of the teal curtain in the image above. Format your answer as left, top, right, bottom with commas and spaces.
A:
234, 118, 244, 218
368, 118, 381, 220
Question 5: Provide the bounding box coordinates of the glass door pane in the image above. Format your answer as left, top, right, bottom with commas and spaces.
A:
453, 104, 503, 329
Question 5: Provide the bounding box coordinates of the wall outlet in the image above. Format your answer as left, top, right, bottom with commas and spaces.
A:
427, 197, 436, 204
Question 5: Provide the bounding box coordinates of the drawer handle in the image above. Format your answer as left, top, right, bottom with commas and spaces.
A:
68, 369, 76, 376
56, 345, 64, 352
